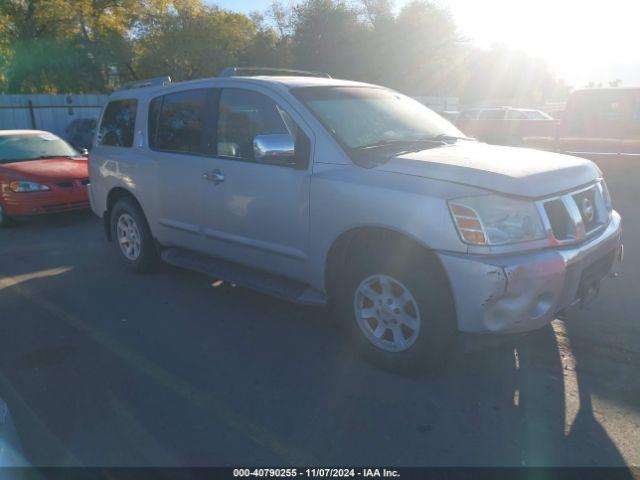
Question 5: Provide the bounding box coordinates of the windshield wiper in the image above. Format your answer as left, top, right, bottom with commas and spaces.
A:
356, 138, 441, 151
36, 155, 75, 159
356, 135, 474, 151
425, 134, 475, 143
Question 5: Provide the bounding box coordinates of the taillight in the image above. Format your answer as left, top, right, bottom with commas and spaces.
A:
449, 203, 487, 245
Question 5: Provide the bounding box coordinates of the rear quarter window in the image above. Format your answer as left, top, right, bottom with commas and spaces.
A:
98, 99, 138, 147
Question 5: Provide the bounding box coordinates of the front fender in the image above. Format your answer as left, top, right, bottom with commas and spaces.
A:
307, 163, 483, 291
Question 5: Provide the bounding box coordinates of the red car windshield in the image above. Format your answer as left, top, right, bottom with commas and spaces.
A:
0, 133, 79, 164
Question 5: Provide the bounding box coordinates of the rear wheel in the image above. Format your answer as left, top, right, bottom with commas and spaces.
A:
335, 248, 457, 372
110, 197, 158, 272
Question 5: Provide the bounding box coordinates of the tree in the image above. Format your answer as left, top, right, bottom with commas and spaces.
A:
0, 0, 571, 104
358, 0, 394, 27
0, 0, 161, 92
290, 0, 369, 80
133, 3, 257, 81
234, 11, 289, 69
369, 0, 461, 93
459, 44, 570, 105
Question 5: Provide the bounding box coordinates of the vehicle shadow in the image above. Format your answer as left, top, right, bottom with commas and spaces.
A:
442, 323, 632, 468
0, 218, 635, 468
6, 210, 94, 230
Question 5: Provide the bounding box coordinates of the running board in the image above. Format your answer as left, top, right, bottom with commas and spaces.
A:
161, 248, 326, 307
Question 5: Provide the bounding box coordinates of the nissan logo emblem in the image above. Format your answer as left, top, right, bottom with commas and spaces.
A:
582, 197, 595, 222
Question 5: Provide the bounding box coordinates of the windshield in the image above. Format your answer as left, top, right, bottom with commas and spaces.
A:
0, 132, 79, 164
292, 86, 464, 150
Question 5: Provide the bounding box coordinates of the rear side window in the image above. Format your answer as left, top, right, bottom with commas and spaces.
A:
99, 99, 137, 147
479, 109, 505, 120
506, 110, 527, 120
149, 89, 212, 154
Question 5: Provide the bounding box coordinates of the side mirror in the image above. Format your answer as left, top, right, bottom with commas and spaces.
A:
253, 134, 296, 166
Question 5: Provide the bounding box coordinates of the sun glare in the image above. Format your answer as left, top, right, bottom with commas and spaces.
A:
447, 0, 640, 85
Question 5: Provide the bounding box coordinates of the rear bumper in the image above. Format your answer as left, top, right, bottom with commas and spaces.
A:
1, 185, 89, 216
437, 210, 622, 334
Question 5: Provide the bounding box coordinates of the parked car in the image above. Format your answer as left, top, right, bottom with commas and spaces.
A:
64, 117, 97, 152
456, 107, 556, 146
0, 130, 90, 227
522, 87, 640, 160
89, 70, 623, 371
437, 110, 460, 123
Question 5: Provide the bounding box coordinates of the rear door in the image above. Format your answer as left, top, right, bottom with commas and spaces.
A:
91, 97, 156, 223
199, 86, 312, 280
148, 88, 218, 249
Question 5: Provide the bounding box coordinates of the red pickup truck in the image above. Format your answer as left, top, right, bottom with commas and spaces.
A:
456, 88, 640, 161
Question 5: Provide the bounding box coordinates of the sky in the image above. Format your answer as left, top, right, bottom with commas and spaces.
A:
213, 0, 640, 87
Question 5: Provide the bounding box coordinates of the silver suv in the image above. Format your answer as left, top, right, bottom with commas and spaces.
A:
89, 69, 623, 370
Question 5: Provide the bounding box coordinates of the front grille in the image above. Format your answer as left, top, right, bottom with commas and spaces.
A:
544, 199, 573, 241
573, 187, 602, 233
55, 179, 90, 188
539, 182, 608, 244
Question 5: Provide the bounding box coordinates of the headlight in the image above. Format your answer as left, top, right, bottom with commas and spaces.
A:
9, 181, 51, 193
449, 195, 545, 245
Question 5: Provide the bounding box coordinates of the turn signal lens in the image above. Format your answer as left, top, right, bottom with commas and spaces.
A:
450, 203, 487, 245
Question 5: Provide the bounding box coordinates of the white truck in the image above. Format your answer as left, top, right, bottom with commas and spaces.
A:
88, 68, 623, 371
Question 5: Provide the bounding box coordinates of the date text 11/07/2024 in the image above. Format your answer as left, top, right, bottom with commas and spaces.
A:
232, 468, 400, 478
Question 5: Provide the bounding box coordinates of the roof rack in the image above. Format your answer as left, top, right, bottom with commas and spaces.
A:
218, 67, 331, 79
119, 76, 172, 91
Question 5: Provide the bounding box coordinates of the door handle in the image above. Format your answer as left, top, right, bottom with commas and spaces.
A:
203, 169, 225, 184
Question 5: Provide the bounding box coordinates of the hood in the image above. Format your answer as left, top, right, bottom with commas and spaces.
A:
0, 158, 88, 181
377, 142, 601, 198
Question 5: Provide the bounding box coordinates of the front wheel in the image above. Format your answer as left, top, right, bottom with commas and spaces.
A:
335, 251, 456, 372
110, 197, 158, 272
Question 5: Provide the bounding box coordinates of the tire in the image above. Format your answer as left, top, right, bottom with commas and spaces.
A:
334, 246, 457, 373
0, 204, 14, 228
109, 197, 158, 272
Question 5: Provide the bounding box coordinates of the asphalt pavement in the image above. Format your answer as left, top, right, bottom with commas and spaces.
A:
0, 163, 638, 467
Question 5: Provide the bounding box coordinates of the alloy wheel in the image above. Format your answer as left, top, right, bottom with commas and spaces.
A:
116, 213, 142, 261
353, 274, 421, 352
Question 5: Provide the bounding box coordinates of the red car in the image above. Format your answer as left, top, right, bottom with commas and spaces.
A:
456, 107, 557, 146
0, 130, 90, 227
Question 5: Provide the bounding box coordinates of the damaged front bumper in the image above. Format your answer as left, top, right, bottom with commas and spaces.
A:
437, 210, 623, 334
